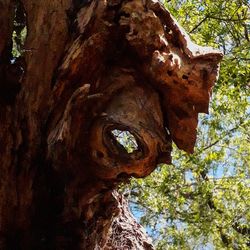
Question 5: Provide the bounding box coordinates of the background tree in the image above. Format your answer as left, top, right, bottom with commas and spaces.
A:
127, 0, 250, 249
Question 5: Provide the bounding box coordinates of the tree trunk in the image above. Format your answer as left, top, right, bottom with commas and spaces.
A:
0, 0, 222, 249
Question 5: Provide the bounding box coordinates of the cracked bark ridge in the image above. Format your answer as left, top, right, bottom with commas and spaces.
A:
0, 0, 222, 249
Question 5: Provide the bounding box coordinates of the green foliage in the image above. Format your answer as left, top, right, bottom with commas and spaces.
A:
124, 0, 250, 249
12, 26, 27, 58
111, 130, 139, 153
11, 2, 27, 58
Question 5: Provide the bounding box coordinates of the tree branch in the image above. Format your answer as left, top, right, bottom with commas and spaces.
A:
199, 172, 250, 248
190, 16, 208, 33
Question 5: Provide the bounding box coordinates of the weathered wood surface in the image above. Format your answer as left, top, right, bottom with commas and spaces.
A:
0, 0, 222, 249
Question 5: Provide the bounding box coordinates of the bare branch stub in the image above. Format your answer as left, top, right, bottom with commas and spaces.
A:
45, 0, 223, 248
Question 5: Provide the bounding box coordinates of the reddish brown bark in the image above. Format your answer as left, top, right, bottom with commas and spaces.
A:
0, 0, 222, 249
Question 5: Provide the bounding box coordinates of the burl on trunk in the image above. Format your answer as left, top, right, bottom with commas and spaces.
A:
0, 0, 222, 249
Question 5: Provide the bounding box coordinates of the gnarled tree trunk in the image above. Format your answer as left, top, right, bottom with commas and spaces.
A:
0, 0, 222, 249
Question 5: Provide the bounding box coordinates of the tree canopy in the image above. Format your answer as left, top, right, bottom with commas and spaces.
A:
124, 0, 250, 249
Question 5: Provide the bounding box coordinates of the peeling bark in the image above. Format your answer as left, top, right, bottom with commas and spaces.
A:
0, 0, 222, 249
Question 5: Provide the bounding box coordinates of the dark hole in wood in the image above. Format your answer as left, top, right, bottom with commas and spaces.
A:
201, 68, 208, 81
119, 11, 130, 18
117, 172, 130, 179
168, 54, 173, 60
173, 106, 189, 119
96, 151, 104, 158
167, 70, 172, 76
163, 24, 171, 34
182, 74, 188, 80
